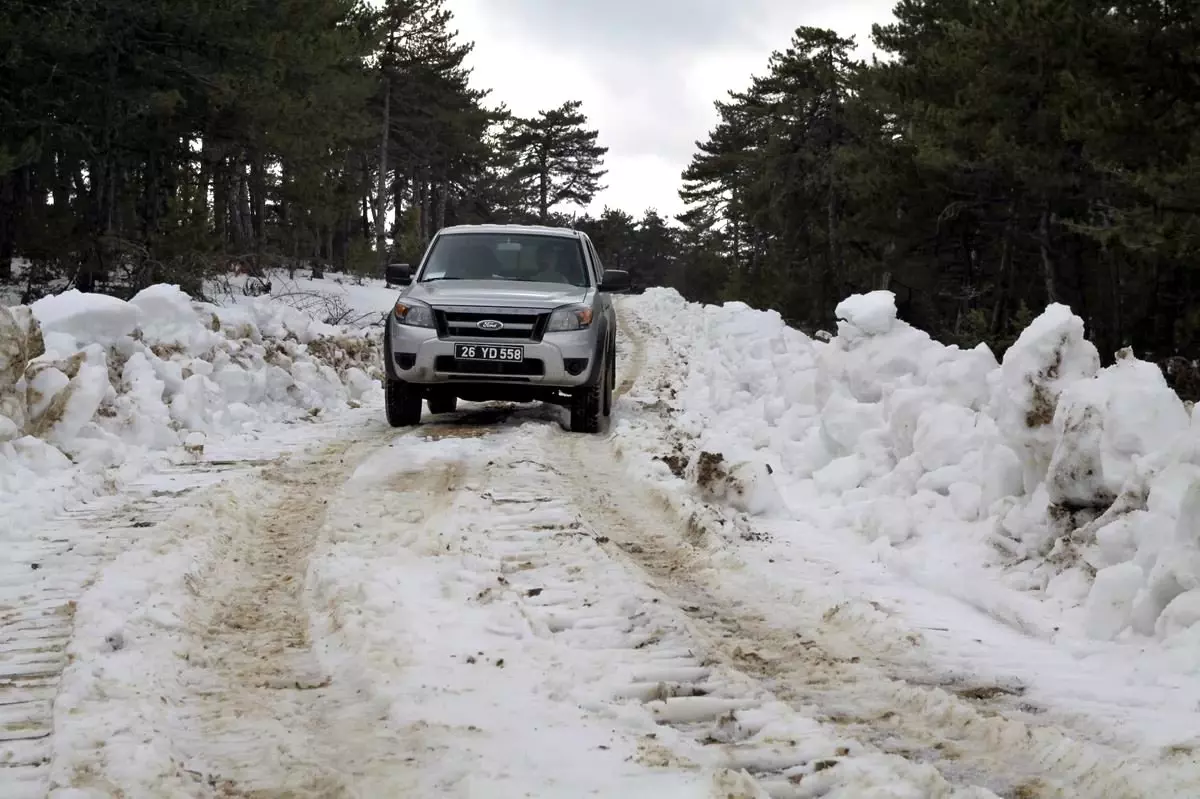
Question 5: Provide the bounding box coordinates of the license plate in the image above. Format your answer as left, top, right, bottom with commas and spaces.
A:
454, 343, 524, 362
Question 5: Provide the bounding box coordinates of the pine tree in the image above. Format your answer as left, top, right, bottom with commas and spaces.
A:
503, 100, 608, 223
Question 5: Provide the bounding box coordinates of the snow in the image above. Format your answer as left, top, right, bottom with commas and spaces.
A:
209, 269, 397, 329
994, 302, 1102, 496
44, 409, 1001, 796
0, 270, 399, 798
30, 290, 140, 348
614, 288, 1200, 643
612, 288, 1200, 767
8, 268, 1200, 795
1, 278, 387, 531
835, 290, 897, 337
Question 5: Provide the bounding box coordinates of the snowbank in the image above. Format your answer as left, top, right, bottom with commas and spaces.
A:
619, 288, 1200, 648
1, 284, 383, 516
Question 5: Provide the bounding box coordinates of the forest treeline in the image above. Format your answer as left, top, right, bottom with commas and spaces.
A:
663, 1, 1200, 363
0, 0, 605, 296
3, 0, 1199, 363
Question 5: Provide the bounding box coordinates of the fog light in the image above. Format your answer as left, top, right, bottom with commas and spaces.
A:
564, 358, 588, 376
395, 352, 416, 370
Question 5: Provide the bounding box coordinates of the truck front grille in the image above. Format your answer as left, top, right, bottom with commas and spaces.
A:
434, 309, 548, 340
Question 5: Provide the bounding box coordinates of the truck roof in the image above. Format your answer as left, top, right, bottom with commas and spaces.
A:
437, 224, 583, 240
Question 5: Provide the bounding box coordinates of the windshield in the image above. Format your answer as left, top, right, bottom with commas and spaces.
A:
418, 232, 591, 287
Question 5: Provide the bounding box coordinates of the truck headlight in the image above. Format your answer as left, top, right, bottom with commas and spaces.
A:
393, 299, 435, 328
546, 305, 593, 332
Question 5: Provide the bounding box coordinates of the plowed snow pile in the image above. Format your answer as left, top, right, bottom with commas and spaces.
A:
616, 288, 1200, 656
1, 284, 381, 523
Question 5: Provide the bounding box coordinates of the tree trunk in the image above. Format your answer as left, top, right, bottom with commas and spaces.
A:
375, 73, 391, 269
318, 226, 333, 278
51, 150, 70, 210
79, 43, 120, 294
1108, 250, 1123, 353
236, 156, 252, 248
538, 146, 549, 223
824, 172, 840, 320
990, 203, 1016, 337
729, 192, 741, 270
1039, 205, 1058, 304
391, 168, 406, 245
420, 173, 432, 244
195, 152, 211, 223
436, 175, 448, 231
0, 174, 14, 282
212, 155, 229, 246
250, 146, 266, 267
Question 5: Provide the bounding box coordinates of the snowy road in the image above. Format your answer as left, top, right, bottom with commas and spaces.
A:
7, 304, 1200, 797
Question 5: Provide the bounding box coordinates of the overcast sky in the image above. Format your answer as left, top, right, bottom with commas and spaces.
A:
445, 0, 898, 221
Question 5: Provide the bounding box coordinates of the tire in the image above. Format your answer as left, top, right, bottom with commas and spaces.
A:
427, 392, 457, 415
602, 341, 614, 417
385, 377, 422, 427
570, 354, 608, 433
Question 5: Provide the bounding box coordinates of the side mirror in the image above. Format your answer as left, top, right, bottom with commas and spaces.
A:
600, 269, 631, 293
385, 263, 412, 286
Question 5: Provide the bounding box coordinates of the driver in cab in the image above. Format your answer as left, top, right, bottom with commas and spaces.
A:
529, 244, 584, 285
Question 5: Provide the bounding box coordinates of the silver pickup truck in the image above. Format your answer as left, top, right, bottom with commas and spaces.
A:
382, 224, 631, 433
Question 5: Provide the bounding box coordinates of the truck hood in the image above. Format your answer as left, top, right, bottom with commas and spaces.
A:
404, 280, 589, 310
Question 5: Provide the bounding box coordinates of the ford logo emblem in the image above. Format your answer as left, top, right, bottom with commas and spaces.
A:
477, 319, 503, 331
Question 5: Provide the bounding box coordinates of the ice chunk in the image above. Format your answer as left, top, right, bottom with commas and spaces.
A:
30, 290, 138, 347
1083, 562, 1144, 640
129, 284, 222, 353
993, 303, 1100, 492
1046, 395, 1110, 509
46, 346, 110, 445
835, 290, 897, 336
0, 413, 18, 442
117, 352, 178, 449
0, 305, 44, 392
1156, 590, 1200, 638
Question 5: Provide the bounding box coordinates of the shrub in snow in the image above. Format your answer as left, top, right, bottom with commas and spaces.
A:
1, 283, 382, 501
622, 287, 1200, 644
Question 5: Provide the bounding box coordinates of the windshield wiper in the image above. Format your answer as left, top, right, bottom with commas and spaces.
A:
419, 276, 465, 282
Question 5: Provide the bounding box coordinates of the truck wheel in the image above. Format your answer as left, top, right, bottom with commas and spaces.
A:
385, 378, 422, 427
427, 392, 457, 415
570, 355, 606, 433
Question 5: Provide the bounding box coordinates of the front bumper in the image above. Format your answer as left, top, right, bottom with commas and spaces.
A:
385, 314, 600, 387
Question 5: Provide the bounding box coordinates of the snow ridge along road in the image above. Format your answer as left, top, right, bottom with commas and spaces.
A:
610, 311, 1200, 798
21, 301, 1200, 797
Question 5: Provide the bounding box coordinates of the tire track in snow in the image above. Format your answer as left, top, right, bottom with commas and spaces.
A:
137, 435, 419, 797
323, 425, 965, 797
615, 304, 647, 400
42, 415, 421, 797
585, 314, 1200, 797
0, 459, 282, 799
435, 427, 986, 796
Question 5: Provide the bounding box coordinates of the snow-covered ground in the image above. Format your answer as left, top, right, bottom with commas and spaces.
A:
4, 272, 1200, 797
612, 291, 1200, 686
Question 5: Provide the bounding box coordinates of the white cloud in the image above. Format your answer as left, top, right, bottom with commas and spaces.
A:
448, 0, 897, 220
